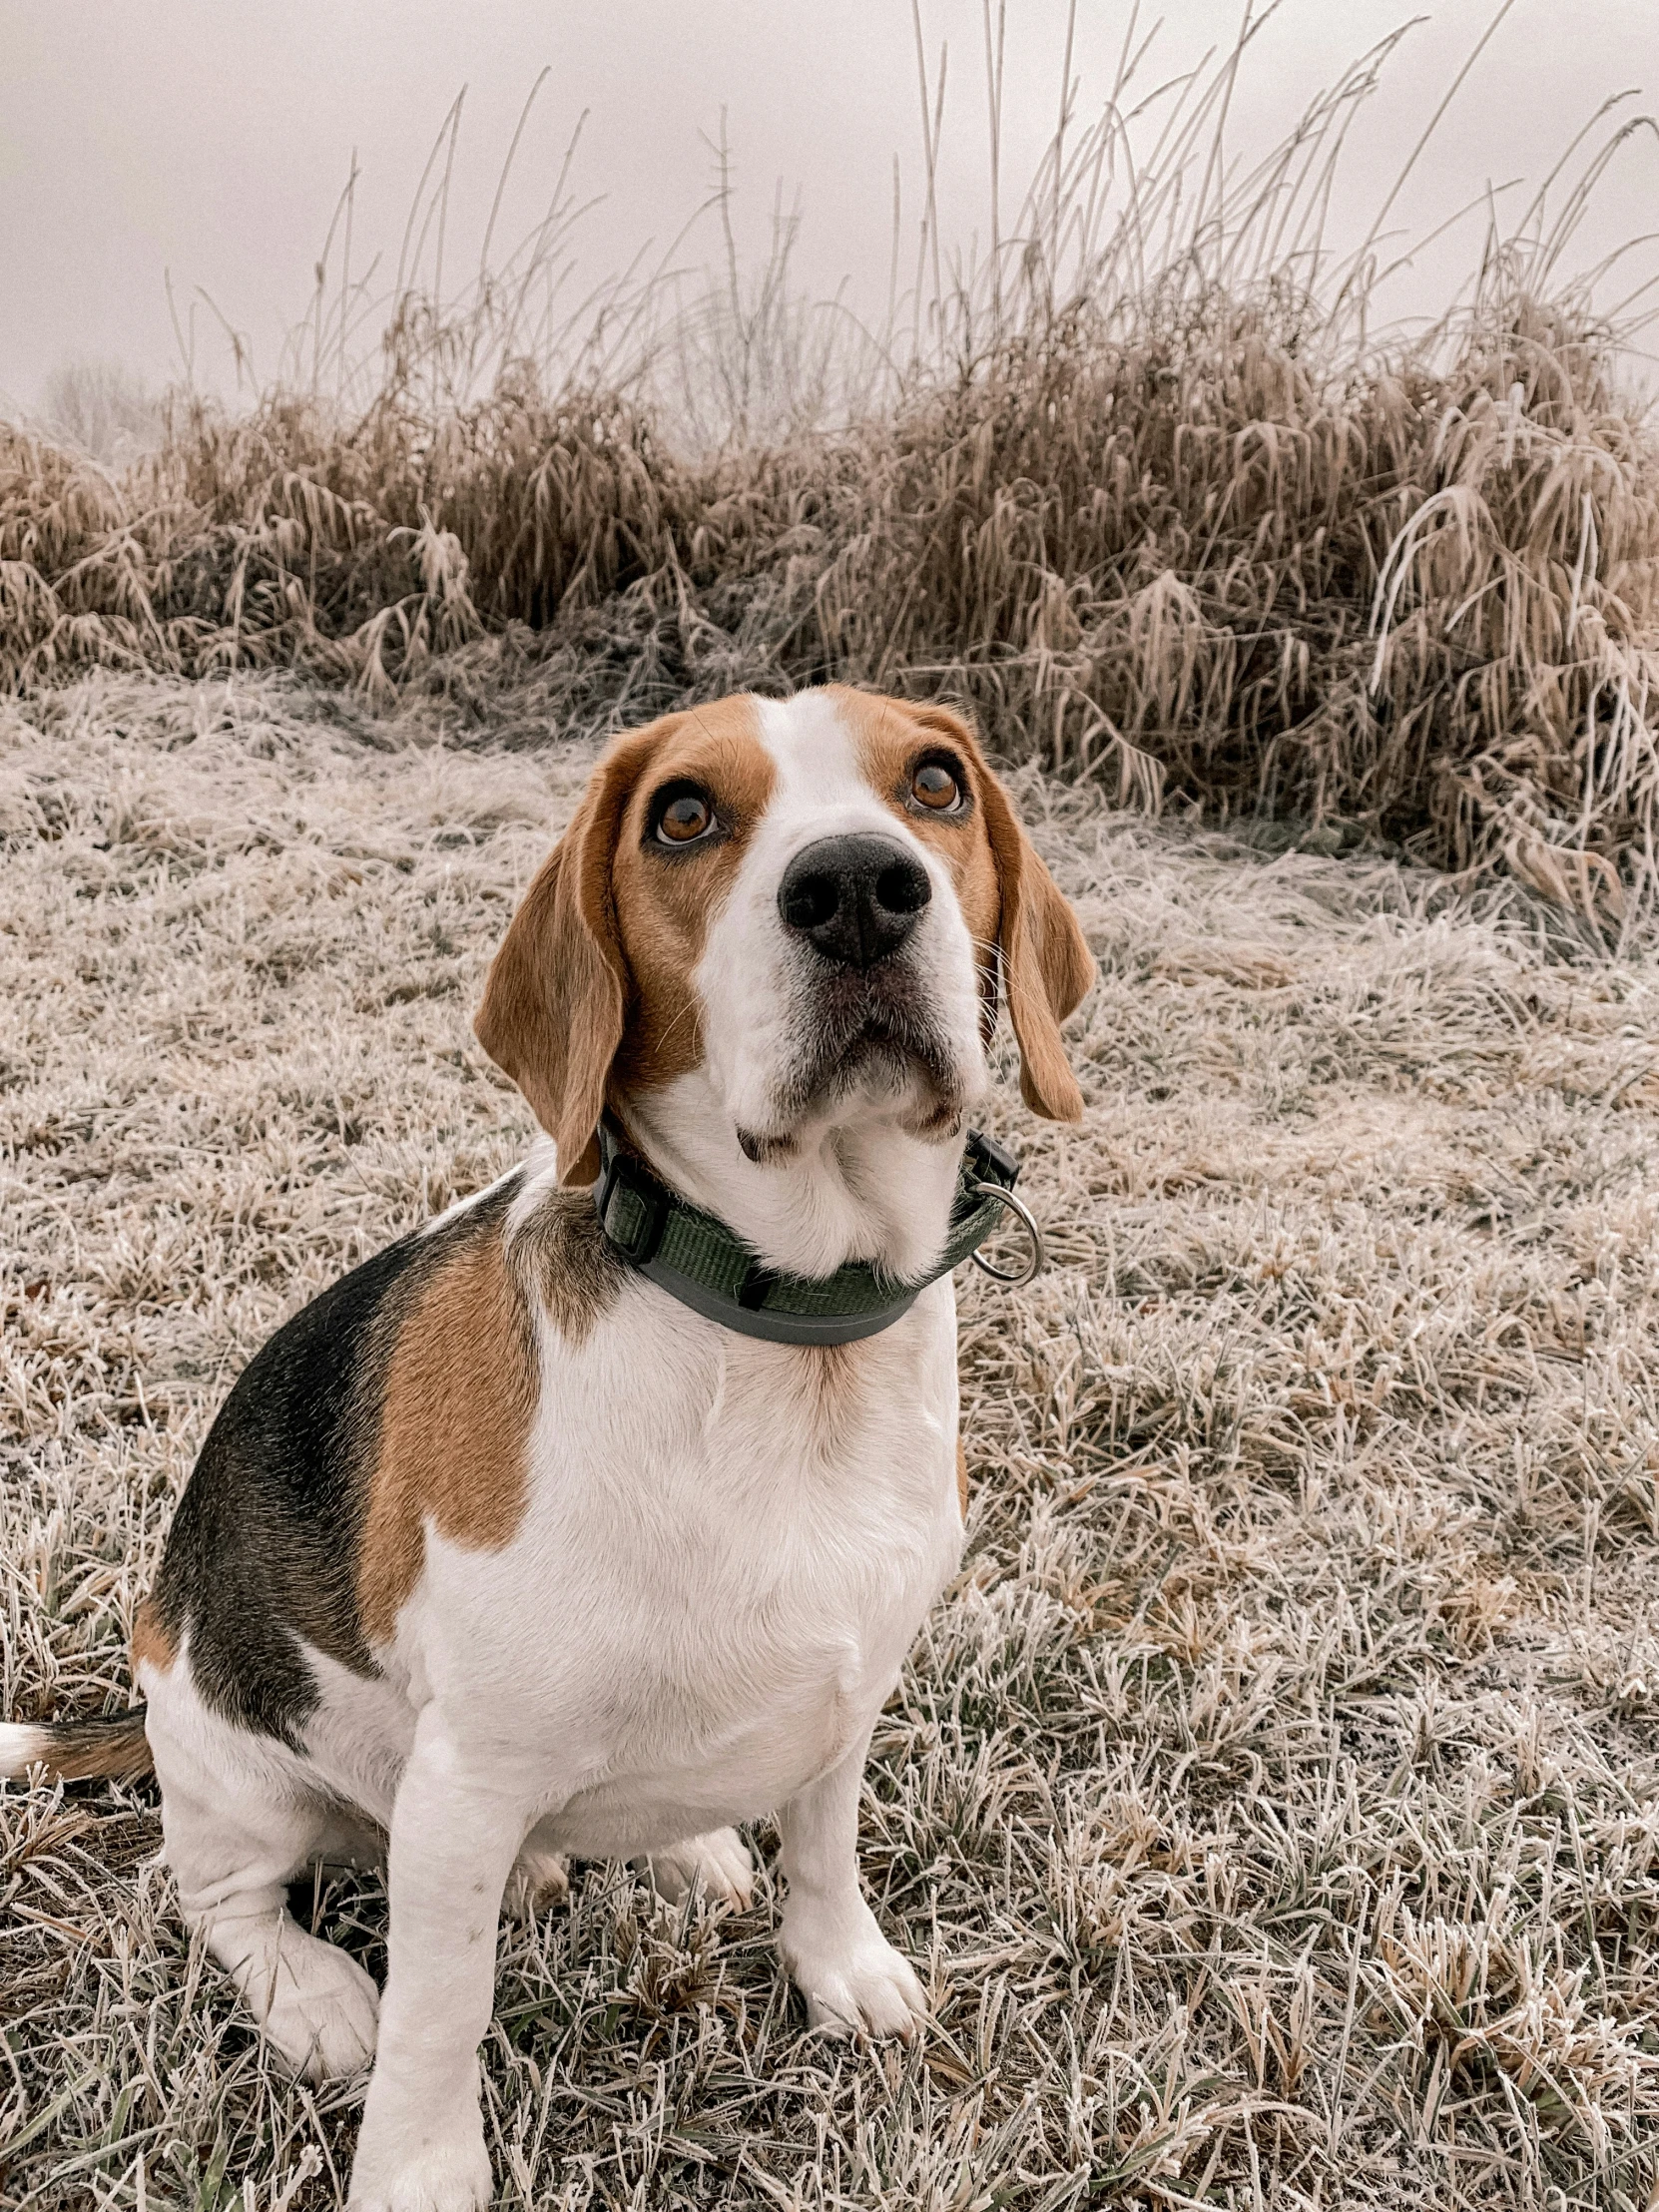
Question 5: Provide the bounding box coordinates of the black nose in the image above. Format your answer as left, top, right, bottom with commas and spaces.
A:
778, 833, 932, 968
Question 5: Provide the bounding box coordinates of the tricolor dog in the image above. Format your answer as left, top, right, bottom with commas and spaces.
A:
1, 686, 1094, 2212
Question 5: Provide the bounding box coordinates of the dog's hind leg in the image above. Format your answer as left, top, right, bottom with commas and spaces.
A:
147, 1673, 379, 2082
635, 1829, 755, 1910
309, 1806, 389, 1876
503, 1821, 570, 1922
505, 1827, 755, 1922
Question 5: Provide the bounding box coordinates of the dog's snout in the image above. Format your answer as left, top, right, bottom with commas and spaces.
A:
778, 833, 931, 968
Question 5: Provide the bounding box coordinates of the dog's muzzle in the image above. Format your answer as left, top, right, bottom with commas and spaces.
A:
745, 831, 972, 1150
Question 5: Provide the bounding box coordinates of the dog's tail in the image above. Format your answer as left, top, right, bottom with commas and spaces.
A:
0, 1710, 153, 1785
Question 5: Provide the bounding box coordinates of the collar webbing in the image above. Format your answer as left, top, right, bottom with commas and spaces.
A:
593, 1116, 1022, 1347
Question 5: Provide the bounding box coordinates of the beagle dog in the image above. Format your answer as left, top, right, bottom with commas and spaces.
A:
1, 686, 1093, 2212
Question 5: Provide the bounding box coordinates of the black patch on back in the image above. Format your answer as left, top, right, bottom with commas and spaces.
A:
151, 1177, 522, 1749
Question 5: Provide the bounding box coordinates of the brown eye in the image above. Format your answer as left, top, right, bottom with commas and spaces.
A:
911, 762, 960, 811
657, 792, 713, 844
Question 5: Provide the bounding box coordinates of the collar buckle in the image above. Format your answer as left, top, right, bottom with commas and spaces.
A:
964, 1127, 1020, 1192
594, 1144, 671, 1265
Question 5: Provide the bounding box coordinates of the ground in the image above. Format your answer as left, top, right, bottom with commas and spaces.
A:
2, 673, 1657, 2212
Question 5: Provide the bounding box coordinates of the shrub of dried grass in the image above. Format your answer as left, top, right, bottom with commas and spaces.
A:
3, 18, 1659, 913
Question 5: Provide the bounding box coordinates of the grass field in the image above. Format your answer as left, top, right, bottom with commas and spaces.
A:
3, 671, 1658, 2210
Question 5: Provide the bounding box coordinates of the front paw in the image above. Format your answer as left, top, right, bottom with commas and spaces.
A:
781, 1903, 926, 2039
349, 2100, 490, 2212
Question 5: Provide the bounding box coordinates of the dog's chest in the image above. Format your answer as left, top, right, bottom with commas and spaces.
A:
413, 1283, 962, 1842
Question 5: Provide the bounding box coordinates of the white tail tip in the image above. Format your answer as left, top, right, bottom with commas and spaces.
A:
0, 1722, 51, 1778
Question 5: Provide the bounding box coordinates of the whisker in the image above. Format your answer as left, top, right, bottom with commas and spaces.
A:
651, 997, 700, 1058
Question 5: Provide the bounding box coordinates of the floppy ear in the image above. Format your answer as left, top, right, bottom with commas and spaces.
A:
474, 723, 670, 1186
912, 707, 1095, 1121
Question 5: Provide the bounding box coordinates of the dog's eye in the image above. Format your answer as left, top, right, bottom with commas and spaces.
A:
656, 791, 715, 844
911, 762, 961, 812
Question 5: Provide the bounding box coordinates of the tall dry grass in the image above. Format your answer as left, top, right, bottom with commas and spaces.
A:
5, 13, 1659, 916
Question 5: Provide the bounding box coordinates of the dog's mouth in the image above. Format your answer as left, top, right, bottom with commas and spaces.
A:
736, 960, 967, 1163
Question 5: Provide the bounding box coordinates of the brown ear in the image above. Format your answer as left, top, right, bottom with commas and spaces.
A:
474, 723, 671, 1185
913, 708, 1095, 1121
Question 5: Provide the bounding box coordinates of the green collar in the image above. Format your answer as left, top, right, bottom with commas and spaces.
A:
593, 1116, 1036, 1346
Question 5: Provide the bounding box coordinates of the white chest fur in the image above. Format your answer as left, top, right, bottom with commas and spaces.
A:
375, 1272, 965, 1855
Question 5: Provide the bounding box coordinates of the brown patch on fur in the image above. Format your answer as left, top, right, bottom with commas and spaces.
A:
507, 1183, 626, 1343
837, 687, 1094, 1117
956, 1437, 969, 1520
357, 1228, 542, 1645
718, 1337, 889, 1474
475, 724, 662, 1187
790, 1341, 865, 1444
476, 696, 775, 1185
836, 686, 1002, 967
607, 697, 776, 1096
130, 1596, 175, 1678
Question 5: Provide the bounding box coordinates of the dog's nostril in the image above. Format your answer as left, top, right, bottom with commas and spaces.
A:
875, 860, 930, 915
781, 873, 838, 931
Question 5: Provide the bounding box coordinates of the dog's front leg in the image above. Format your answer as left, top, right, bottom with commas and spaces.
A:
348, 1714, 529, 2212
777, 1731, 927, 2040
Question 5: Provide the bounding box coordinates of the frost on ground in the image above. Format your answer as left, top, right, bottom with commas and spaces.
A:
2, 674, 1657, 2212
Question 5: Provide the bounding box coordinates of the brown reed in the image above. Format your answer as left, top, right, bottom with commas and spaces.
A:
7, 14, 1659, 920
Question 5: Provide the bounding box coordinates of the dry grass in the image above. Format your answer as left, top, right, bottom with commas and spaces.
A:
7, 23, 1659, 913
11, 284, 1659, 915
4, 671, 1659, 2209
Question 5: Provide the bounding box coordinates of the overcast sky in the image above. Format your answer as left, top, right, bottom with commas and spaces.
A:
1, 0, 1656, 406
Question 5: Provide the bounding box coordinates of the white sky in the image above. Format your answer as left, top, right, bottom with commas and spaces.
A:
1, 0, 1656, 405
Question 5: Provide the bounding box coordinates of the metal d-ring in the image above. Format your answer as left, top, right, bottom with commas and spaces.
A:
968, 1180, 1046, 1287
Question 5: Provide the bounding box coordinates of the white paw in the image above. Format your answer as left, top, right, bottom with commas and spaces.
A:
637, 1827, 755, 1910
502, 1841, 570, 1923
349, 2106, 490, 2212
258, 1936, 379, 2082
782, 1904, 926, 2039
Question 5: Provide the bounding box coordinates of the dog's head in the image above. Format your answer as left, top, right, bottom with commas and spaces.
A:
475, 687, 1094, 1185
